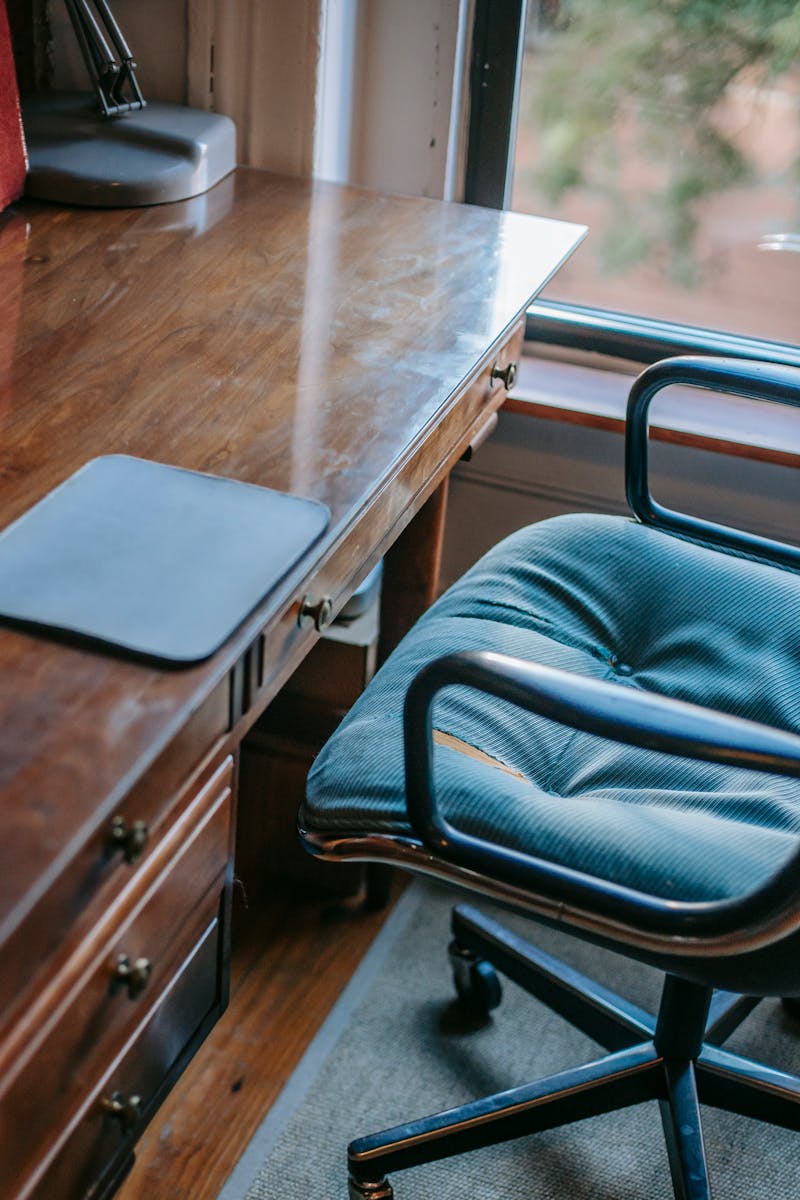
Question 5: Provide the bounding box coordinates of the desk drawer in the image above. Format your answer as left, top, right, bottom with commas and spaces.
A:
0, 678, 229, 1030
263, 322, 525, 669
0, 756, 233, 1200
29, 915, 222, 1200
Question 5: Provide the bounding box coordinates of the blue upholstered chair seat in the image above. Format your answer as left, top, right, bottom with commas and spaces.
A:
304, 513, 800, 906
303, 360, 800, 1200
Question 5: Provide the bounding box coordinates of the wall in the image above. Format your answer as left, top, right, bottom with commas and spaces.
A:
7, 0, 49, 93
210, 2, 322, 175
46, 1, 322, 175
442, 408, 800, 587
346, 0, 468, 198
48, 1, 188, 104
44, 0, 469, 191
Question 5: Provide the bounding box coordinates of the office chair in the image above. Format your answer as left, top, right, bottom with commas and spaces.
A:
300, 356, 800, 1199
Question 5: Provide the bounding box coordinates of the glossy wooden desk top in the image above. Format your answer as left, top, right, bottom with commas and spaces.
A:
0, 168, 584, 946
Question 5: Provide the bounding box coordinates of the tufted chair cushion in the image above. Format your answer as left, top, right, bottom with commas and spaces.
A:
303, 514, 800, 904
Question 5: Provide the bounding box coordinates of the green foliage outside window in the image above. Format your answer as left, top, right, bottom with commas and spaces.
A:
521, 0, 800, 284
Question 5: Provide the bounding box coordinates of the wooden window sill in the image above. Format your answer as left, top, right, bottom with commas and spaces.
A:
507, 354, 800, 469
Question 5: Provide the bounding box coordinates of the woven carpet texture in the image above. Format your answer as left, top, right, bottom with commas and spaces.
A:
236, 881, 800, 1199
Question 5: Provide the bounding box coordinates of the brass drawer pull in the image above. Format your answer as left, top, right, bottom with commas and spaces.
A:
112, 953, 152, 999
107, 816, 149, 864
490, 360, 517, 390
298, 593, 333, 632
101, 1091, 142, 1134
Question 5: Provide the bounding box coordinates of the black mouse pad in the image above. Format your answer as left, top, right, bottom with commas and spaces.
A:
0, 455, 331, 664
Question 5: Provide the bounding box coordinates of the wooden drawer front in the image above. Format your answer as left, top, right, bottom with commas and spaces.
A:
0, 678, 229, 1028
0, 756, 233, 1200
227, 320, 527, 739
29, 916, 222, 1200
305, 323, 525, 626
446, 323, 524, 467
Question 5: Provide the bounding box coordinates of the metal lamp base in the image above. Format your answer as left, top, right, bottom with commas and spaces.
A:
22, 92, 236, 208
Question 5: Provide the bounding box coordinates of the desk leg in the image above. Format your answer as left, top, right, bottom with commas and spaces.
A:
377, 477, 449, 665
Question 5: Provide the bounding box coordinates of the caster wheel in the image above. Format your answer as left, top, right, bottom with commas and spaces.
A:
782, 997, 800, 1020
448, 940, 502, 1018
349, 1176, 393, 1199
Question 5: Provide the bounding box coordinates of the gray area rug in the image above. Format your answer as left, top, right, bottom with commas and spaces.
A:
219, 879, 800, 1199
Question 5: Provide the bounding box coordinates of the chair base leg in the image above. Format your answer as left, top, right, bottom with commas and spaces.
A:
703, 989, 760, 1045
346, 905, 799, 1199
698, 1042, 800, 1130
659, 1061, 710, 1200
451, 903, 655, 1051
348, 1042, 662, 1187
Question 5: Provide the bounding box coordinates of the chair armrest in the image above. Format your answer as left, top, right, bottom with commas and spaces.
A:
625, 355, 800, 570
404, 650, 800, 951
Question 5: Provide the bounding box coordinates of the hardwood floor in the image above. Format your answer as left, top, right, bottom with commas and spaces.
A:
116, 881, 399, 1200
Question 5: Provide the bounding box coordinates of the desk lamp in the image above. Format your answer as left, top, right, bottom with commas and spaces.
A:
22, 0, 235, 207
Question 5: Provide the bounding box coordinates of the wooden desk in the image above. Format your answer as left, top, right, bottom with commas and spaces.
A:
0, 168, 584, 1199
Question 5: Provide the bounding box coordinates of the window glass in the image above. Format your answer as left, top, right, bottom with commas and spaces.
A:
512, 1, 800, 344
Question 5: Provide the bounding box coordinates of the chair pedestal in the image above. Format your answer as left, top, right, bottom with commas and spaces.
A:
347, 905, 800, 1200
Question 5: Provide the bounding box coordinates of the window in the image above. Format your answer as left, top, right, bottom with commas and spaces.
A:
468, 0, 800, 358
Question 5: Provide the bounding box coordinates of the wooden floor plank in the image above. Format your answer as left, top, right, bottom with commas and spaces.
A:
116, 884, 399, 1200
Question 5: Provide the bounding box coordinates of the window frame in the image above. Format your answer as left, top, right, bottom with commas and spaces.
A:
463, 0, 528, 210
466, 0, 800, 367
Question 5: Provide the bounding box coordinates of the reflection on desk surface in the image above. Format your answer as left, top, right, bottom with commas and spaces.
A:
0, 164, 584, 999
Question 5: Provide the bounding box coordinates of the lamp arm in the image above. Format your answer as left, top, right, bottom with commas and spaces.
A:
404, 650, 800, 948
63, 0, 145, 117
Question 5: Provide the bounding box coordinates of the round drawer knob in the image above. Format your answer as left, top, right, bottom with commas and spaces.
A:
490, 360, 517, 390
112, 953, 152, 999
107, 816, 149, 864
298, 593, 334, 632
102, 1091, 142, 1134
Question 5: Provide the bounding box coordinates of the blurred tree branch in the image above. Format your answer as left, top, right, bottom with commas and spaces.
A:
521, 0, 800, 284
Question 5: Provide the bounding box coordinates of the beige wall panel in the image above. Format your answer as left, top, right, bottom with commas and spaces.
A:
211, 0, 322, 175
